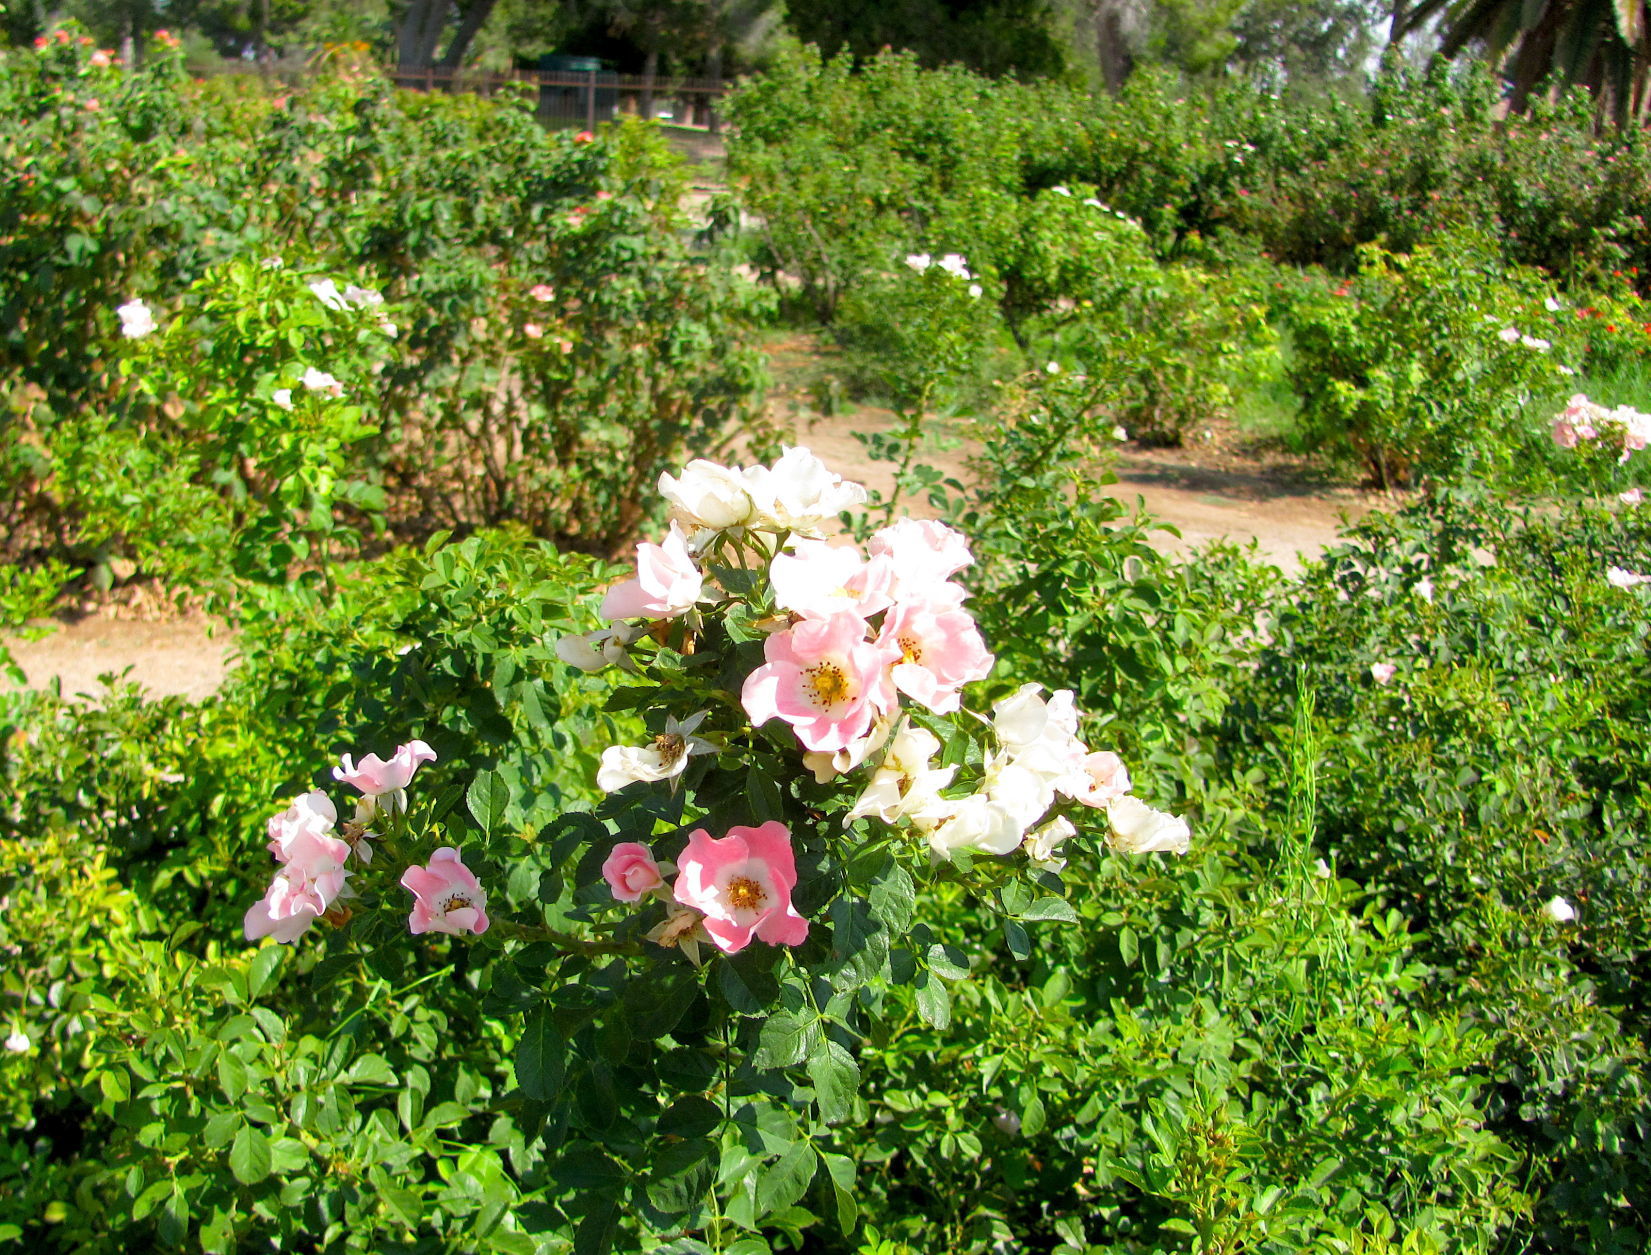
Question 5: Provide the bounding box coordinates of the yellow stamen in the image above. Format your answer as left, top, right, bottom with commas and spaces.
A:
804, 660, 852, 709
726, 876, 766, 912
652, 733, 686, 768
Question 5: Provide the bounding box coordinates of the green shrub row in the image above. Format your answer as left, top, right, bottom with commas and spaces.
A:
0, 34, 769, 606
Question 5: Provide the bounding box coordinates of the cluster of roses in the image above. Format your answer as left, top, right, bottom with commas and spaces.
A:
244, 741, 491, 945
1550, 393, 1651, 459
561, 446, 1189, 959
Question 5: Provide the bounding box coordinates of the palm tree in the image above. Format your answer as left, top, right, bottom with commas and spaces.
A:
1392, 0, 1651, 124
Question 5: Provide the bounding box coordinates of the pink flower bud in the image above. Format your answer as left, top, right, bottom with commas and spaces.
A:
602, 842, 664, 901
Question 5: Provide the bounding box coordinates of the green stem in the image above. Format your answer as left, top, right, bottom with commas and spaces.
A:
497, 921, 642, 955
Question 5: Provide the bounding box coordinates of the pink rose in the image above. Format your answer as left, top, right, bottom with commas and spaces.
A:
1370, 662, 1397, 685
524, 323, 543, 339
672, 822, 808, 954
879, 598, 994, 714
1073, 750, 1132, 808
740, 611, 900, 752
603, 842, 664, 902
401, 847, 490, 935
530, 283, 555, 301
245, 823, 351, 944
867, 518, 974, 603
333, 740, 437, 803
600, 523, 703, 621
574, 130, 595, 143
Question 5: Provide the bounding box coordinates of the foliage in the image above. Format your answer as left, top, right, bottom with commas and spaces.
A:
1224, 486, 1651, 1251
1285, 233, 1574, 488
0, 36, 768, 592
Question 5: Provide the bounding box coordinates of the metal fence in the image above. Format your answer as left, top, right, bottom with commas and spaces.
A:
383, 68, 728, 130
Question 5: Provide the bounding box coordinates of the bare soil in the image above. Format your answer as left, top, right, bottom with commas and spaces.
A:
2, 346, 1380, 706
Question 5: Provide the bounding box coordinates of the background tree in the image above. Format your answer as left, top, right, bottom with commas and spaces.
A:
1395, 0, 1651, 121
785, 0, 1074, 79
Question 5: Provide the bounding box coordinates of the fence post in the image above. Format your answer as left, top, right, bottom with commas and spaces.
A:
587, 67, 597, 129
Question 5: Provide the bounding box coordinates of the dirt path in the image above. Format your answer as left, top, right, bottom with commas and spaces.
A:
791, 405, 1367, 571
3, 342, 1372, 704
3, 612, 235, 704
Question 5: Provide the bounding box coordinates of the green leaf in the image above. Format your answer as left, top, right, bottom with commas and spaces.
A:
926, 943, 971, 981
1003, 918, 1032, 960
229, 1124, 272, 1185
867, 862, 916, 935
754, 1012, 820, 1070
574, 1199, 620, 1255
467, 770, 512, 833
756, 1141, 817, 1218
820, 1151, 858, 1234
344, 1053, 397, 1086
915, 973, 951, 1029
1118, 925, 1139, 967
158, 1187, 190, 1247
246, 945, 283, 1000
658, 1096, 722, 1140
806, 1039, 860, 1124
515, 1008, 565, 1102
202, 1111, 239, 1150
646, 1137, 716, 1216
1021, 1093, 1047, 1138
99, 1068, 130, 1105
1020, 896, 1079, 923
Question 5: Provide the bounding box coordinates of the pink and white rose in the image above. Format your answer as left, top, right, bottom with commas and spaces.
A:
672, 822, 809, 954
769, 539, 894, 620
334, 740, 437, 811
600, 523, 703, 621
401, 847, 490, 935
879, 598, 994, 714
867, 518, 974, 603
741, 611, 900, 752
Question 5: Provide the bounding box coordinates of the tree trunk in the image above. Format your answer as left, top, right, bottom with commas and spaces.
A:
705, 40, 723, 131
437, 0, 501, 71
642, 45, 658, 119
1092, 1, 1132, 92
397, 0, 453, 70
119, 0, 136, 72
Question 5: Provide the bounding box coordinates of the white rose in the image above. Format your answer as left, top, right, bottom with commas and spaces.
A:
745, 446, 867, 536
596, 713, 712, 792
926, 793, 1026, 857
659, 459, 758, 533
1024, 815, 1076, 872
116, 298, 155, 338
308, 278, 350, 311
848, 724, 955, 823
1541, 895, 1576, 923
1106, 795, 1190, 855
